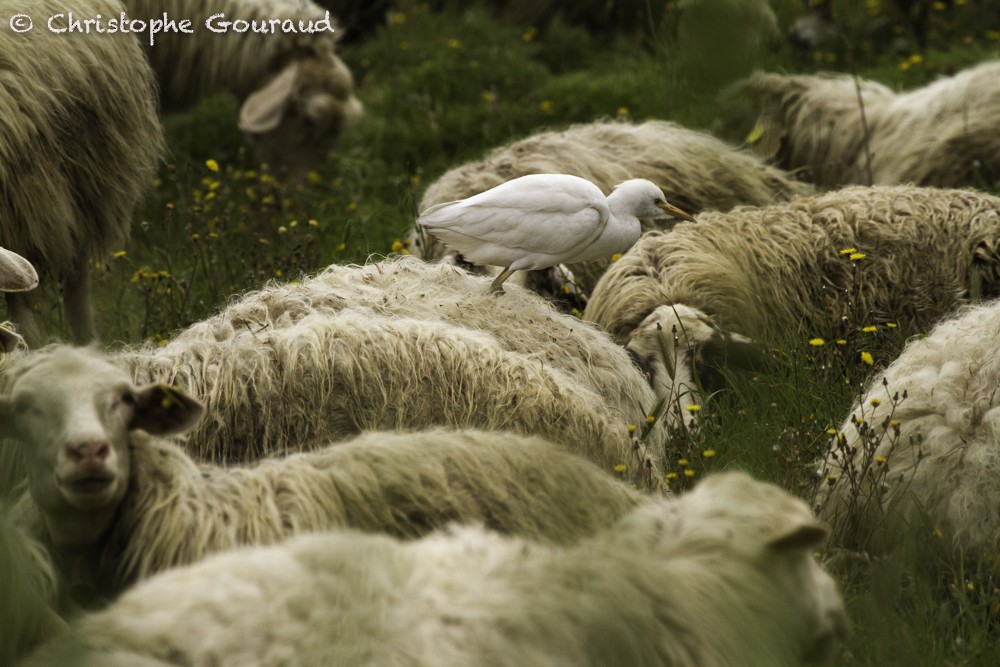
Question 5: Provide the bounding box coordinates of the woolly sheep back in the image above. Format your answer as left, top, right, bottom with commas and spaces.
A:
713, 61, 1000, 188
814, 298, 1000, 557
22, 472, 847, 667
585, 185, 1000, 343
113, 257, 665, 481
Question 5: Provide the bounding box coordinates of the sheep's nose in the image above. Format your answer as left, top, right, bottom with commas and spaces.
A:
64, 440, 110, 466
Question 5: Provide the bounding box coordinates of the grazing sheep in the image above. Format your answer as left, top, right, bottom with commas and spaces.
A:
625, 303, 761, 430
713, 60, 1000, 188
2, 345, 646, 603
814, 298, 1000, 558
0, 508, 67, 665
586, 185, 1000, 346
1, 0, 164, 345
22, 471, 848, 667
112, 257, 666, 479
411, 120, 813, 292
123, 0, 363, 179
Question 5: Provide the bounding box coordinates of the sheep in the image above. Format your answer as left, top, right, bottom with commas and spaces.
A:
21, 471, 849, 667
2, 345, 647, 604
814, 297, 1000, 558
109, 257, 667, 480
585, 185, 1000, 347
712, 60, 1000, 188
411, 119, 814, 294
123, 0, 363, 180
0, 507, 67, 665
1, 0, 164, 346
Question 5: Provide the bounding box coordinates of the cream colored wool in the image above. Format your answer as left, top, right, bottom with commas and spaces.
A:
123, 0, 362, 176
713, 61, 1000, 188
410, 119, 813, 292
115, 257, 665, 478
585, 185, 1000, 344
814, 298, 1000, 557
0, 0, 163, 345
22, 472, 848, 667
12, 425, 643, 602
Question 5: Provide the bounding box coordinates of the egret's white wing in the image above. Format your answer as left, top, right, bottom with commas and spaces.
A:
417, 175, 610, 256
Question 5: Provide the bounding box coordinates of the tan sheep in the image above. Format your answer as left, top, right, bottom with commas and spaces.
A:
1, 0, 164, 345
586, 185, 1000, 344
2, 346, 645, 604
123, 0, 362, 179
115, 257, 667, 481
713, 60, 1000, 188
814, 297, 1000, 559
22, 472, 848, 667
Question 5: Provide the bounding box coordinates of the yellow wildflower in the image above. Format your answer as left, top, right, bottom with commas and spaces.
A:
205, 159, 219, 172
860, 351, 874, 366
809, 338, 825, 346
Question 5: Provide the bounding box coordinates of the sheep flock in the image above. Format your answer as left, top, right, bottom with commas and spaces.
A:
5, 0, 1000, 664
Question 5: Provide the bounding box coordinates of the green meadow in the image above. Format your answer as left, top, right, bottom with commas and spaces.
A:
21, 1, 1000, 664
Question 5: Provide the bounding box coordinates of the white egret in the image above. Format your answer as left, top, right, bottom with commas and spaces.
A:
416, 174, 696, 293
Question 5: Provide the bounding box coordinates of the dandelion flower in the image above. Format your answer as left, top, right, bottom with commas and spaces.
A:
826, 428, 838, 436
645, 415, 656, 424
613, 464, 628, 473
684, 469, 696, 478
835, 339, 847, 345
702, 449, 715, 458
839, 247, 857, 255
875, 455, 887, 464
862, 325, 878, 333
684, 404, 701, 413
849, 252, 866, 261
627, 424, 637, 434
205, 159, 219, 172
677, 458, 689, 467
870, 398, 881, 407
860, 351, 874, 365
809, 338, 825, 346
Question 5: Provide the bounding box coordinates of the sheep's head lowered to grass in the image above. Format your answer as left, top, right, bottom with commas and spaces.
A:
0, 347, 203, 549
239, 47, 363, 182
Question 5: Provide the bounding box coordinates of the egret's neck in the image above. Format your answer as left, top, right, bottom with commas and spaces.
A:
605, 197, 643, 253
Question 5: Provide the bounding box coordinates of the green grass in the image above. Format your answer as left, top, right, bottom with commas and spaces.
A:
15, 0, 1000, 663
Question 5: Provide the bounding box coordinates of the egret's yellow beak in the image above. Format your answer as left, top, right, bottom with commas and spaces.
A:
656, 201, 697, 222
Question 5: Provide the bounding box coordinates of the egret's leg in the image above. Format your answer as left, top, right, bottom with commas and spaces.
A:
490, 267, 516, 294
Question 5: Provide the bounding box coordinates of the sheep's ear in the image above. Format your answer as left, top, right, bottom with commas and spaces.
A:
0, 246, 38, 292
239, 62, 300, 134
767, 521, 829, 552
0, 324, 25, 352
130, 384, 205, 436
745, 110, 784, 160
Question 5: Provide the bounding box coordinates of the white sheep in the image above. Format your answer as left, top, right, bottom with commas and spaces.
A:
123, 0, 363, 179
1, 0, 164, 345
712, 60, 1000, 188
411, 119, 814, 293
2, 346, 645, 604
586, 185, 1000, 345
21, 471, 849, 667
111, 257, 667, 481
814, 297, 1000, 558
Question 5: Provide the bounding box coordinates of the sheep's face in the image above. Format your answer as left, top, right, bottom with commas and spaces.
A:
239, 52, 363, 182
0, 347, 203, 547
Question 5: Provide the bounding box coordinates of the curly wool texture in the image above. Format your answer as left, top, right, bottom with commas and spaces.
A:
23, 472, 847, 667
585, 185, 1000, 343
411, 120, 813, 289
814, 298, 1000, 557
713, 61, 1000, 188
0, 0, 162, 317
114, 258, 665, 478
13, 428, 642, 600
